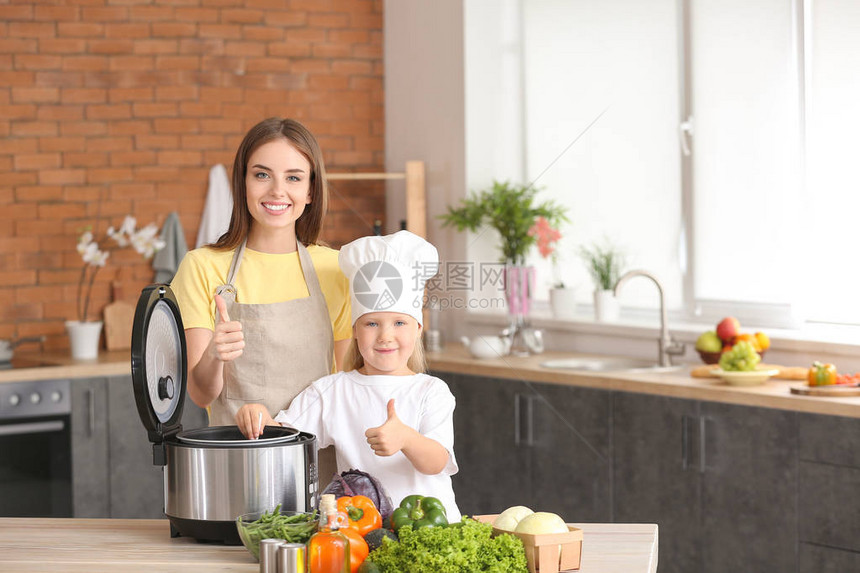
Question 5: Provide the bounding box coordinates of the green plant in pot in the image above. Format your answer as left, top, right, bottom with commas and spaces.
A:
441, 181, 567, 354
440, 180, 568, 266
579, 240, 626, 322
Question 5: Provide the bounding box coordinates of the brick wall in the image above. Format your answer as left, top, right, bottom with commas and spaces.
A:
0, 0, 385, 352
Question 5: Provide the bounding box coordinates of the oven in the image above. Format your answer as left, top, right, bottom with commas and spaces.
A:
0, 379, 72, 517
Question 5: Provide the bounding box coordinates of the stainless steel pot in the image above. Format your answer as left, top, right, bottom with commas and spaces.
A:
162, 426, 318, 544
130, 285, 319, 544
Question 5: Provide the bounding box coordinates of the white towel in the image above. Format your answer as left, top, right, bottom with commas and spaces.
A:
195, 164, 233, 248
152, 211, 188, 284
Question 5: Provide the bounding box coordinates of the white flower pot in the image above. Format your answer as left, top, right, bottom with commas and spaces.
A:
66, 320, 103, 360
593, 290, 620, 322
549, 287, 578, 320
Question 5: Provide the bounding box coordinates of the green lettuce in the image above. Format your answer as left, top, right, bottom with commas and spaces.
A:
367, 518, 529, 573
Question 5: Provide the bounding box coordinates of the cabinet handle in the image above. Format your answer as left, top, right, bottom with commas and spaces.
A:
87, 389, 95, 437
514, 394, 521, 445
681, 415, 689, 470
699, 415, 707, 473
514, 394, 534, 446
0, 420, 65, 436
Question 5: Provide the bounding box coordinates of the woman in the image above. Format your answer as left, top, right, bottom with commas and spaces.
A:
171, 118, 352, 432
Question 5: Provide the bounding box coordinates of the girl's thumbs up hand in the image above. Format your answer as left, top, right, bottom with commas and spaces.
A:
365, 399, 412, 456
210, 293, 244, 362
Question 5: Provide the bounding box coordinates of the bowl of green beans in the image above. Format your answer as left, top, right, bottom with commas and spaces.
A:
236, 505, 319, 561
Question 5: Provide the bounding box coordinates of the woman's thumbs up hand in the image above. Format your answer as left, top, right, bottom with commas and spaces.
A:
210, 293, 245, 362
365, 399, 414, 456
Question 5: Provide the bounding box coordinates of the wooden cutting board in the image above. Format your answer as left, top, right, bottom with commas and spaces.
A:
690, 364, 808, 380
790, 384, 860, 397
103, 300, 135, 351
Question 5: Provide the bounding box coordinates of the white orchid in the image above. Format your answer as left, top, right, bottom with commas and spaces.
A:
76, 231, 93, 254
129, 223, 165, 258
106, 215, 137, 247
81, 243, 109, 267
76, 216, 164, 322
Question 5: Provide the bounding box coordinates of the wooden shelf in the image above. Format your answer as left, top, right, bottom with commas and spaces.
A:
327, 160, 426, 238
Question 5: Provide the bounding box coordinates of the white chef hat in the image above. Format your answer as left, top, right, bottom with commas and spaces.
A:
339, 230, 439, 326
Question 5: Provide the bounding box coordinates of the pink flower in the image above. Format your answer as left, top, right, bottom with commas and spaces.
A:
528, 216, 562, 259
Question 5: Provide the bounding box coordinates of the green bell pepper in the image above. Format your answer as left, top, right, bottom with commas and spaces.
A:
390, 495, 448, 531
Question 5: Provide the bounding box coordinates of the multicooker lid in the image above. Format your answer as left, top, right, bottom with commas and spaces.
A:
131, 284, 187, 447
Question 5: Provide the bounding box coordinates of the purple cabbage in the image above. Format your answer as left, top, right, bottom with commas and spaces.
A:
321, 468, 395, 520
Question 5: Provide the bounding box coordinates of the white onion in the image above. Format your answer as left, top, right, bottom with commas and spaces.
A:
514, 512, 568, 535
493, 506, 534, 531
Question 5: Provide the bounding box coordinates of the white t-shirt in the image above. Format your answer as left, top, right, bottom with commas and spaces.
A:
274, 370, 461, 521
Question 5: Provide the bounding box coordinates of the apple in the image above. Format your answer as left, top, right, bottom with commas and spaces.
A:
716, 317, 740, 342
695, 331, 723, 353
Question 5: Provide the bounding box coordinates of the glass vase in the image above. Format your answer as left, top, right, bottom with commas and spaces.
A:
504, 265, 535, 356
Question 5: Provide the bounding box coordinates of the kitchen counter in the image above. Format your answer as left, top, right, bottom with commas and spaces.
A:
0, 349, 130, 383
0, 518, 658, 573
5, 345, 859, 418
428, 345, 860, 418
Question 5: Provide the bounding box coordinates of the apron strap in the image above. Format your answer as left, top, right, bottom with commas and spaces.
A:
296, 242, 325, 299
225, 239, 246, 286
213, 240, 245, 311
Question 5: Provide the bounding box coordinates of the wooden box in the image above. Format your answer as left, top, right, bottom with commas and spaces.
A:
474, 514, 583, 573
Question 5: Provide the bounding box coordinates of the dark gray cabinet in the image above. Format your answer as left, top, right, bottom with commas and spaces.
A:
70, 377, 109, 517
613, 393, 798, 573
613, 393, 701, 573
440, 371, 612, 522
443, 372, 530, 515
527, 381, 611, 521
107, 374, 165, 518
436, 369, 860, 573
698, 401, 797, 573
798, 413, 860, 566
70, 374, 209, 518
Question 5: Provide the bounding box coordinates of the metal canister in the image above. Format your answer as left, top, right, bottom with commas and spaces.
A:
277, 542, 307, 573
259, 538, 283, 573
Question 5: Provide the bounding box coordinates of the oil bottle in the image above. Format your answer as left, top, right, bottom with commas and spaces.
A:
308, 493, 349, 573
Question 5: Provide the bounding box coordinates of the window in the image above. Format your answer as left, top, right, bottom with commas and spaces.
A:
464, 0, 860, 327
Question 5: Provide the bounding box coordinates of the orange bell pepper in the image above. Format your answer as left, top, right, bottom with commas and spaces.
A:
336, 495, 382, 536
808, 361, 838, 386
339, 526, 369, 573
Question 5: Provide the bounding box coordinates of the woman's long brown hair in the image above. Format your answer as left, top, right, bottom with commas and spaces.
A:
212, 118, 328, 250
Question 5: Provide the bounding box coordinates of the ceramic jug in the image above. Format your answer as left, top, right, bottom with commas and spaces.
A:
460, 335, 511, 359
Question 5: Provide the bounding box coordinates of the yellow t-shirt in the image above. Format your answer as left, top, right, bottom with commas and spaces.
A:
170, 244, 352, 341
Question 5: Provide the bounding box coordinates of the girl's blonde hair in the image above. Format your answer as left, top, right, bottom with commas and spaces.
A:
344, 327, 427, 374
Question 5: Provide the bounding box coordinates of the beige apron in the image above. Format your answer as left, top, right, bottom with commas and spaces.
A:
209, 240, 338, 486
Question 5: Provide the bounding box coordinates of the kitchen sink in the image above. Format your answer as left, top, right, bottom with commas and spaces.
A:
540, 357, 683, 373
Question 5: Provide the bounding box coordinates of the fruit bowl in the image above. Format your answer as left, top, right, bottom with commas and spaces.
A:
698, 349, 765, 365
697, 350, 722, 364
236, 509, 318, 561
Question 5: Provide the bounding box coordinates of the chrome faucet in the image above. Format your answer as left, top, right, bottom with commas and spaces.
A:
613, 270, 686, 367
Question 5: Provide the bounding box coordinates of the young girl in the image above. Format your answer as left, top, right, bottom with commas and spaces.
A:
235, 231, 461, 520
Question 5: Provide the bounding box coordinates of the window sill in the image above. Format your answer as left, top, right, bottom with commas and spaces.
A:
463, 304, 860, 363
